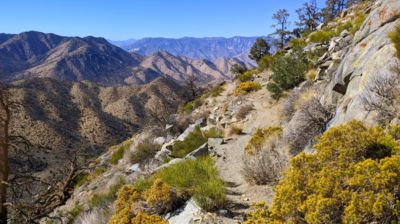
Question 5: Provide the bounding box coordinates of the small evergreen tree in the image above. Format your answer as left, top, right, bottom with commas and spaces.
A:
230, 63, 248, 75
267, 47, 310, 99
249, 38, 271, 62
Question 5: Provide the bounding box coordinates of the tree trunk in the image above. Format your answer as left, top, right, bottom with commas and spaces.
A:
0, 143, 8, 224
0, 88, 10, 224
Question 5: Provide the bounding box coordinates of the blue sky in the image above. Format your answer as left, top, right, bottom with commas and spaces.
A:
0, 0, 325, 40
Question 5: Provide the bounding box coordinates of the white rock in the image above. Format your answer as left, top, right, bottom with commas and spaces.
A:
127, 163, 141, 172
168, 199, 202, 224
153, 137, 166, 145
165, 124, 173, 130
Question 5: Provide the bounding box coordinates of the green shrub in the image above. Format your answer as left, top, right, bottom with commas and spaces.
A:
67, 204, 84, 220
351, 13, 366, 34
74, 167, 107, 188
210, 83, 225, 97
268, 121, 400, 223
89, 176, 125, 208
131, 139, 161, 164
267, 47, 310, 99
181, 97, 202, 113
132, 177, 152, 194
288, 38, 307, 48
156, 156, 226, 211
389, 26, 400, 59
110, 145, 129, 165
306, 46, 327, 63
236, 70, 254, 82
336, 21, 353, 35
309, 30, 335, 43
266, 82, 283, 100
204, 127, 224, 138
171, 126, 223, 158
257, 54, 276, 72
230, 63, 248, 76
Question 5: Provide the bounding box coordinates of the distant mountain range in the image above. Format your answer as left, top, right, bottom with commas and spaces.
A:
0, 31, 253, 85
109, 36, 274, 62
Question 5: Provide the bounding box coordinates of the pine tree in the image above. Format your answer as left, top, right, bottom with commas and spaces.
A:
272, 9, 290, 49
249, 38, 270, 62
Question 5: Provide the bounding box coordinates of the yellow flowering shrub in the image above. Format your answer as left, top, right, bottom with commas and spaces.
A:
244, 202, 270, 224
269, 121, 400, 223
234, 81, 261, 96
108, 207, 132, 224
108, 184, 167, 224
245, 121, 400, 223
143, 178, 176, 214
108, 185, 140, 224
130, 211, 167, 224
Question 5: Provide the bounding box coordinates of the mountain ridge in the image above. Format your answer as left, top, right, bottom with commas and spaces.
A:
0, 31, 253, 86
109, 36, 273, 62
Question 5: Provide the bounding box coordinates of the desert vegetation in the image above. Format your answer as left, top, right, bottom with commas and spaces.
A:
228, 125, 244, 136
283, 96, 335, 154
245, 121, 400, 223
89, 176, 126, 209
171, 126, 223, 158
109, 141, 132, 165
242, 127, 287, 185
361, 26, 400, 124
390, 26, 400, 59
266, 47, 310, 99
107, 156, 225, 223
155, 156, 225, 210
129, 138, 161, 165
235, 104, 254, 120
234, 81, 262, 96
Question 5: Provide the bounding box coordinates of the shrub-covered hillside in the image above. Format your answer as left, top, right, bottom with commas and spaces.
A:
37, 0, 400, 224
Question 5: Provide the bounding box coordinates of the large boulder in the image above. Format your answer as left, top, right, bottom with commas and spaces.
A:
324, 0, 400, 126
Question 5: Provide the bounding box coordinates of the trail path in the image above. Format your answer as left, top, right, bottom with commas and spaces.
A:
212, 81, 281, 220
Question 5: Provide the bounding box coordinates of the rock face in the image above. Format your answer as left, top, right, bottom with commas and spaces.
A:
319, 0, 400, 126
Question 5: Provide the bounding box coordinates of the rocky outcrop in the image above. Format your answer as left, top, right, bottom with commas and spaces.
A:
317, 0, 400, 125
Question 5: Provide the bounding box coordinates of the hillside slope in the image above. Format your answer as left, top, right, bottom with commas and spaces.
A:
0, 31, 140, 84
8, 77, 186, 203
35, 1, 400, 224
